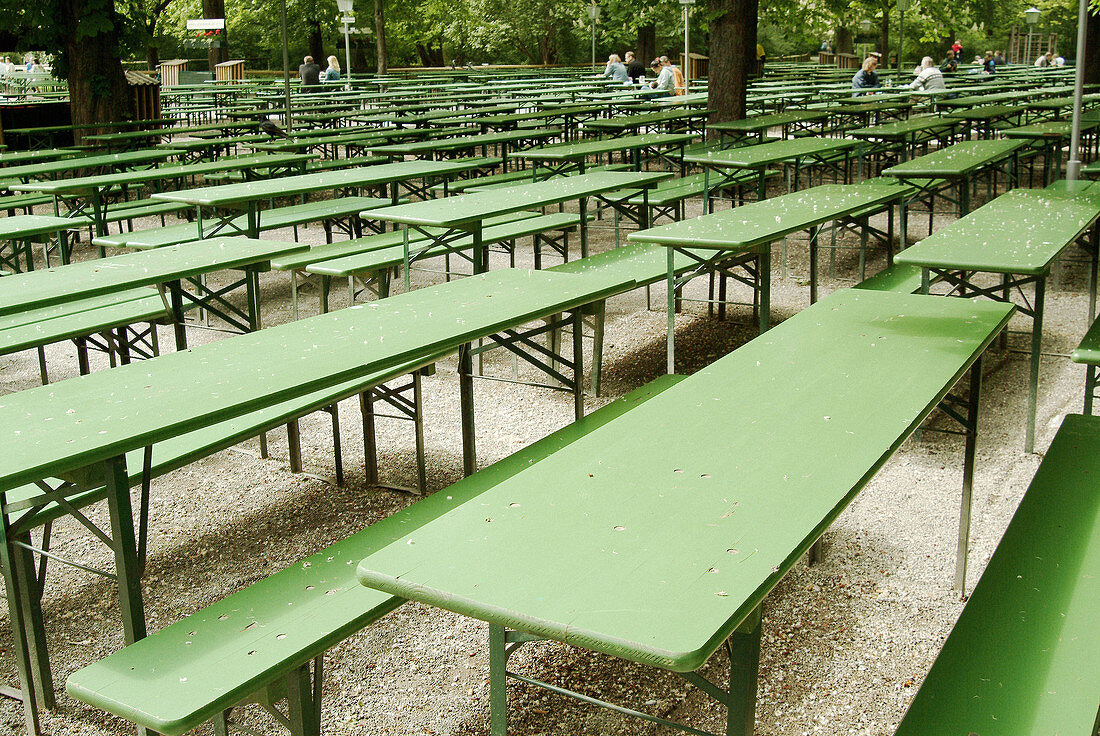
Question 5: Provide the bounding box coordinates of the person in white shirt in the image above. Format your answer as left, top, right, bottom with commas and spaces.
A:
649, 58, 675, 96
0, 57, 12, 74
1035, 51, 1053, 67
909, 56, 946, 91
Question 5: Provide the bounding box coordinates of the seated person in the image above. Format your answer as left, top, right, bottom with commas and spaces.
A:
940, 50, 958, 72
649, 58, 675, 96
851, 56, 880, 95
909, 56, 946, 91
602, 54, 628, 83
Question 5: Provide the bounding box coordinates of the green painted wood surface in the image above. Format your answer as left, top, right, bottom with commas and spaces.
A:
517, 133, 695, 162
363, 128, 560, 157
894, 188, 1100, 275
0, 269, 619, 492
848, 117, 958, 140
894, 412, 1100, 736
94, 197, 386, 250
683, 137, 856, 169
0, 214, 74, 239
708, 110, 829, 134
0, 237, 305, 317
628, 184, 901, 251
151, 158, 494, 207
0, 149, 181, 185
1002, 120, 1100, 139
945, 104, 1024, 121
0, 293, 167, 356
6, 154, 314, 195
364, 171, 671, 227
356, 289, 1013, 672
65, 375, 685, 735
882, 139, 1026, 179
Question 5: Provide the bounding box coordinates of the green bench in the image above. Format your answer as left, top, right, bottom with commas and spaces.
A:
64, 375, 684, 736
893, 412, 1100, 736
0, 288, 168, 384
271, 211, 541, 316
304, 211, 582, 309
93, 197, 391, 250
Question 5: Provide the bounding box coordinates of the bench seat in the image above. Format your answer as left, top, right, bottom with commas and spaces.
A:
93, 197, 390, 250
6, 348, 453, 533
270, 211, 539, 273
0, 288, 168, 357
65, 375, 686, 736
893, 413, 1100, 736
458, 163, 633, 193
548, 242, 709, 292
305, 212, 582, 279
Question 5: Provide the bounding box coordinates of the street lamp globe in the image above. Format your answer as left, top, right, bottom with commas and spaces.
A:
1024, 6, 1041, 25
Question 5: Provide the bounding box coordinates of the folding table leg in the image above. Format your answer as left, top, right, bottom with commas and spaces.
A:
489, 624, 508, 736
1025, 278, 1045, 455
725, 606, 762, 736
103, 456, 148, 646
954, 356, 983, 597
0, 520, 41, 735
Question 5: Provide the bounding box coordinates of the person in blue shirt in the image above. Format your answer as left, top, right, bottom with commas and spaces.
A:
982, 50, 996, 75
602, 54, 629, 83
851, 56, 880, 95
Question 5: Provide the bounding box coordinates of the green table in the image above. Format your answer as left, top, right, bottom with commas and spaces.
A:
583, 108, 710, 138
848, 116, 964, 164
0, 268, 616, 719
0, 236, 305, 349
0, 149, 181, 189
882, 139, 1027, 216
684, 137, 859, 209
895, 186, 1100, 452
708, 110, 830, 146
1002, 120, 1100, 184
0, 215, 73, 273
366, 170, 671, 280
362, 128, 561, 170
631, 183, 907, 371
946, 104, 1025, 140
355, 288, 1014, 736
0, 148, 79, 167
152, 157, 496, 239
517, 133, 695, 177
8, 153, 313, 238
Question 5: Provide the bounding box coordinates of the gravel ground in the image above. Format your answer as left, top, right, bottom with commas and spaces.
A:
0, 169, 1087, 736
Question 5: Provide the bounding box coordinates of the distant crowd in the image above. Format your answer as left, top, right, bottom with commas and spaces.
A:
851, 40, 1066, 96
0, 56, 45, 74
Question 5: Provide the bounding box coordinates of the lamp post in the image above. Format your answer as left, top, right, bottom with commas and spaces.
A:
280, 0, 292, 132
896, 0, 908, 72
588, 2, 601, 70
337, 0, 354, 90
1024, 6, 1040, 64
680, 0, 695, 89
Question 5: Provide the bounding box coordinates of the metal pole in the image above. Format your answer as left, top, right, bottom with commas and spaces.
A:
280, 0, 293, 132
1066, 0, 1089, 181
591, 18, 596, 69
897, 11, 904, 72
344, 23, 352, 91
684, 5, 690, 89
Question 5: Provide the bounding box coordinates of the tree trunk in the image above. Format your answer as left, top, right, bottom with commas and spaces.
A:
836, 26, 853, 55
374, 0, 387, 73
146, 21, 160, 70
1086, 10, 1100, 85
308, 20, 324, 65
879, 7, 890, 62
707, 0, 757, 136
636, 23, 656, 67
58, 0, 134, 143
203, 0, 227, 70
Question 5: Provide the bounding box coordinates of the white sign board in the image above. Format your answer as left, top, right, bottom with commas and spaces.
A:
186, 18, 226, 30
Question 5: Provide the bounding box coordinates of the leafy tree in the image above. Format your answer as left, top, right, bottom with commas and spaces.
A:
0, 0, 134, 138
